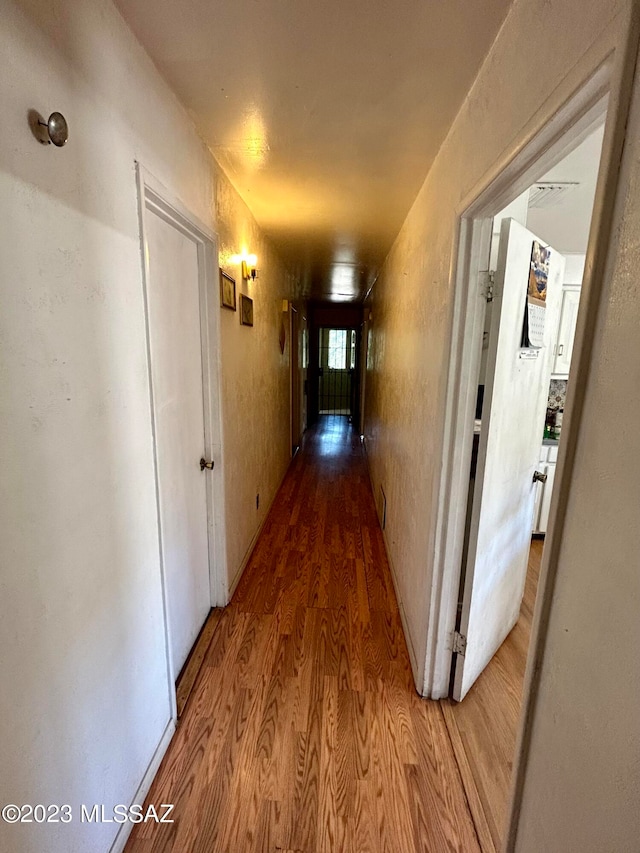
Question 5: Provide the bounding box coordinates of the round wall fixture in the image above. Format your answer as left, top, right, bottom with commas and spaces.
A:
39, 112, 69, 147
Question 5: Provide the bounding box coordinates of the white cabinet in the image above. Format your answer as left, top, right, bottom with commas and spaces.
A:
551, 286, 581, 377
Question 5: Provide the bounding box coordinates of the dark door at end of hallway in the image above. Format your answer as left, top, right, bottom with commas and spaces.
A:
318, 328, 357, 419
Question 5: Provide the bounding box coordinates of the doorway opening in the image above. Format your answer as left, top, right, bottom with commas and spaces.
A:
426, 48, 637, 849
452, 118, 606, 691
318, 328, 358, 418
441, 118, 606, 850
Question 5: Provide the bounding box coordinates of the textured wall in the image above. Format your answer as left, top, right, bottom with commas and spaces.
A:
364, 0, 623, 690
513, 41, 640, 853
0, 1, 292, 851
216, 171, 293, 592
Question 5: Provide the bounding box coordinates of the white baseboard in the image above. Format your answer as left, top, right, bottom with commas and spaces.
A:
109, 718, 176, 853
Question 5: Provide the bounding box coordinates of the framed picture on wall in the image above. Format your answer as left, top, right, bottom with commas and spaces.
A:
240, 294, 254, 326
220, 269, 236, 311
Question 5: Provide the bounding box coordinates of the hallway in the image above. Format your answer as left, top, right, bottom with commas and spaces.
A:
125, 416, 480, 852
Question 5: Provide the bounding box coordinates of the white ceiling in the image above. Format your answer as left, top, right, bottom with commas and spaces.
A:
115, 0, 513, 300
527, 124, 605, 255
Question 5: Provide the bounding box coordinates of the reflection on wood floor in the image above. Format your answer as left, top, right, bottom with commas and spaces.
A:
442, 540, 542, 853
125, 415, 537, 853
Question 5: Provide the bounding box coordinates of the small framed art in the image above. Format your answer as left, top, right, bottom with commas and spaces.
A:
220, 270, 236, 311
240, 294, 254, 326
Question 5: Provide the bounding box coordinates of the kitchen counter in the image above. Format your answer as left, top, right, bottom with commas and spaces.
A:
542, 437, 560, 446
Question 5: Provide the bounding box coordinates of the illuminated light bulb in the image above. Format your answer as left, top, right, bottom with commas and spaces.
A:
230, 250, 259, 281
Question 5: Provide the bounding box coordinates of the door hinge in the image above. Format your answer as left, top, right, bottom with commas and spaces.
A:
452, 631, 467, 655
480, 270, 496, 303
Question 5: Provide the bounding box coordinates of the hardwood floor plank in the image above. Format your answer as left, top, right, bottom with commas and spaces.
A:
175, 607, 223, 717
385, 668, 419, 766
336, 689, 357, 815
290, 698, 322, 851
347, 612, 366, 693
255, 635, 289, 762
376, 689, 419, 853
350, 779, 379, 853
409, 699, 482, 852
368, 691, 396, 852
317, 676, 346, 851
203, 606, 246, 669
254, 797, 283, 853
441, 701, 497, 853
236, 614, 275, 689
360, 618, 388, 689
191, 686, 256, 853
355, 557, 371, 624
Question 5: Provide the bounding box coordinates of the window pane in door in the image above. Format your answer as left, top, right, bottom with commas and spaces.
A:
328, 329, 347, 369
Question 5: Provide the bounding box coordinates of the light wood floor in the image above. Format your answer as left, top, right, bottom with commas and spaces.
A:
125, 416, 538, 853
442, 541, 542, 852
125, 417, 480, 852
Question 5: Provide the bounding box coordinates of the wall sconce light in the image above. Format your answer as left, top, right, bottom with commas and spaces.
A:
231, 251, 258, 282
242, 258, 258, 281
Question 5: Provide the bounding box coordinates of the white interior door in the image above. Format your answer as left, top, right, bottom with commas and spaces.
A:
145, 208, 211, 677
453, 219, 565, 700
552, 287, 581, 376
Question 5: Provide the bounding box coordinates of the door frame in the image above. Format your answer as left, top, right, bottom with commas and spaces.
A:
316, 325, 361, 418
424, 1, 640, 843
289, 302, 301, 454
136, 164, 228, 720
427, 76, 611, 698
427, 20, 640, 700
359, 311, 371, 436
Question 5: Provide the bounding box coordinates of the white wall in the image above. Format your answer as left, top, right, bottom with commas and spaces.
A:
363, 0, 626, 691
512, 39, 640, 853
0, 1, 292, 851
561, 253, 586, 285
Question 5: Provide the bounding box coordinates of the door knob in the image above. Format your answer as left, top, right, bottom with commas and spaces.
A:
200, 458, 214, 471
533, 470, 547, 484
